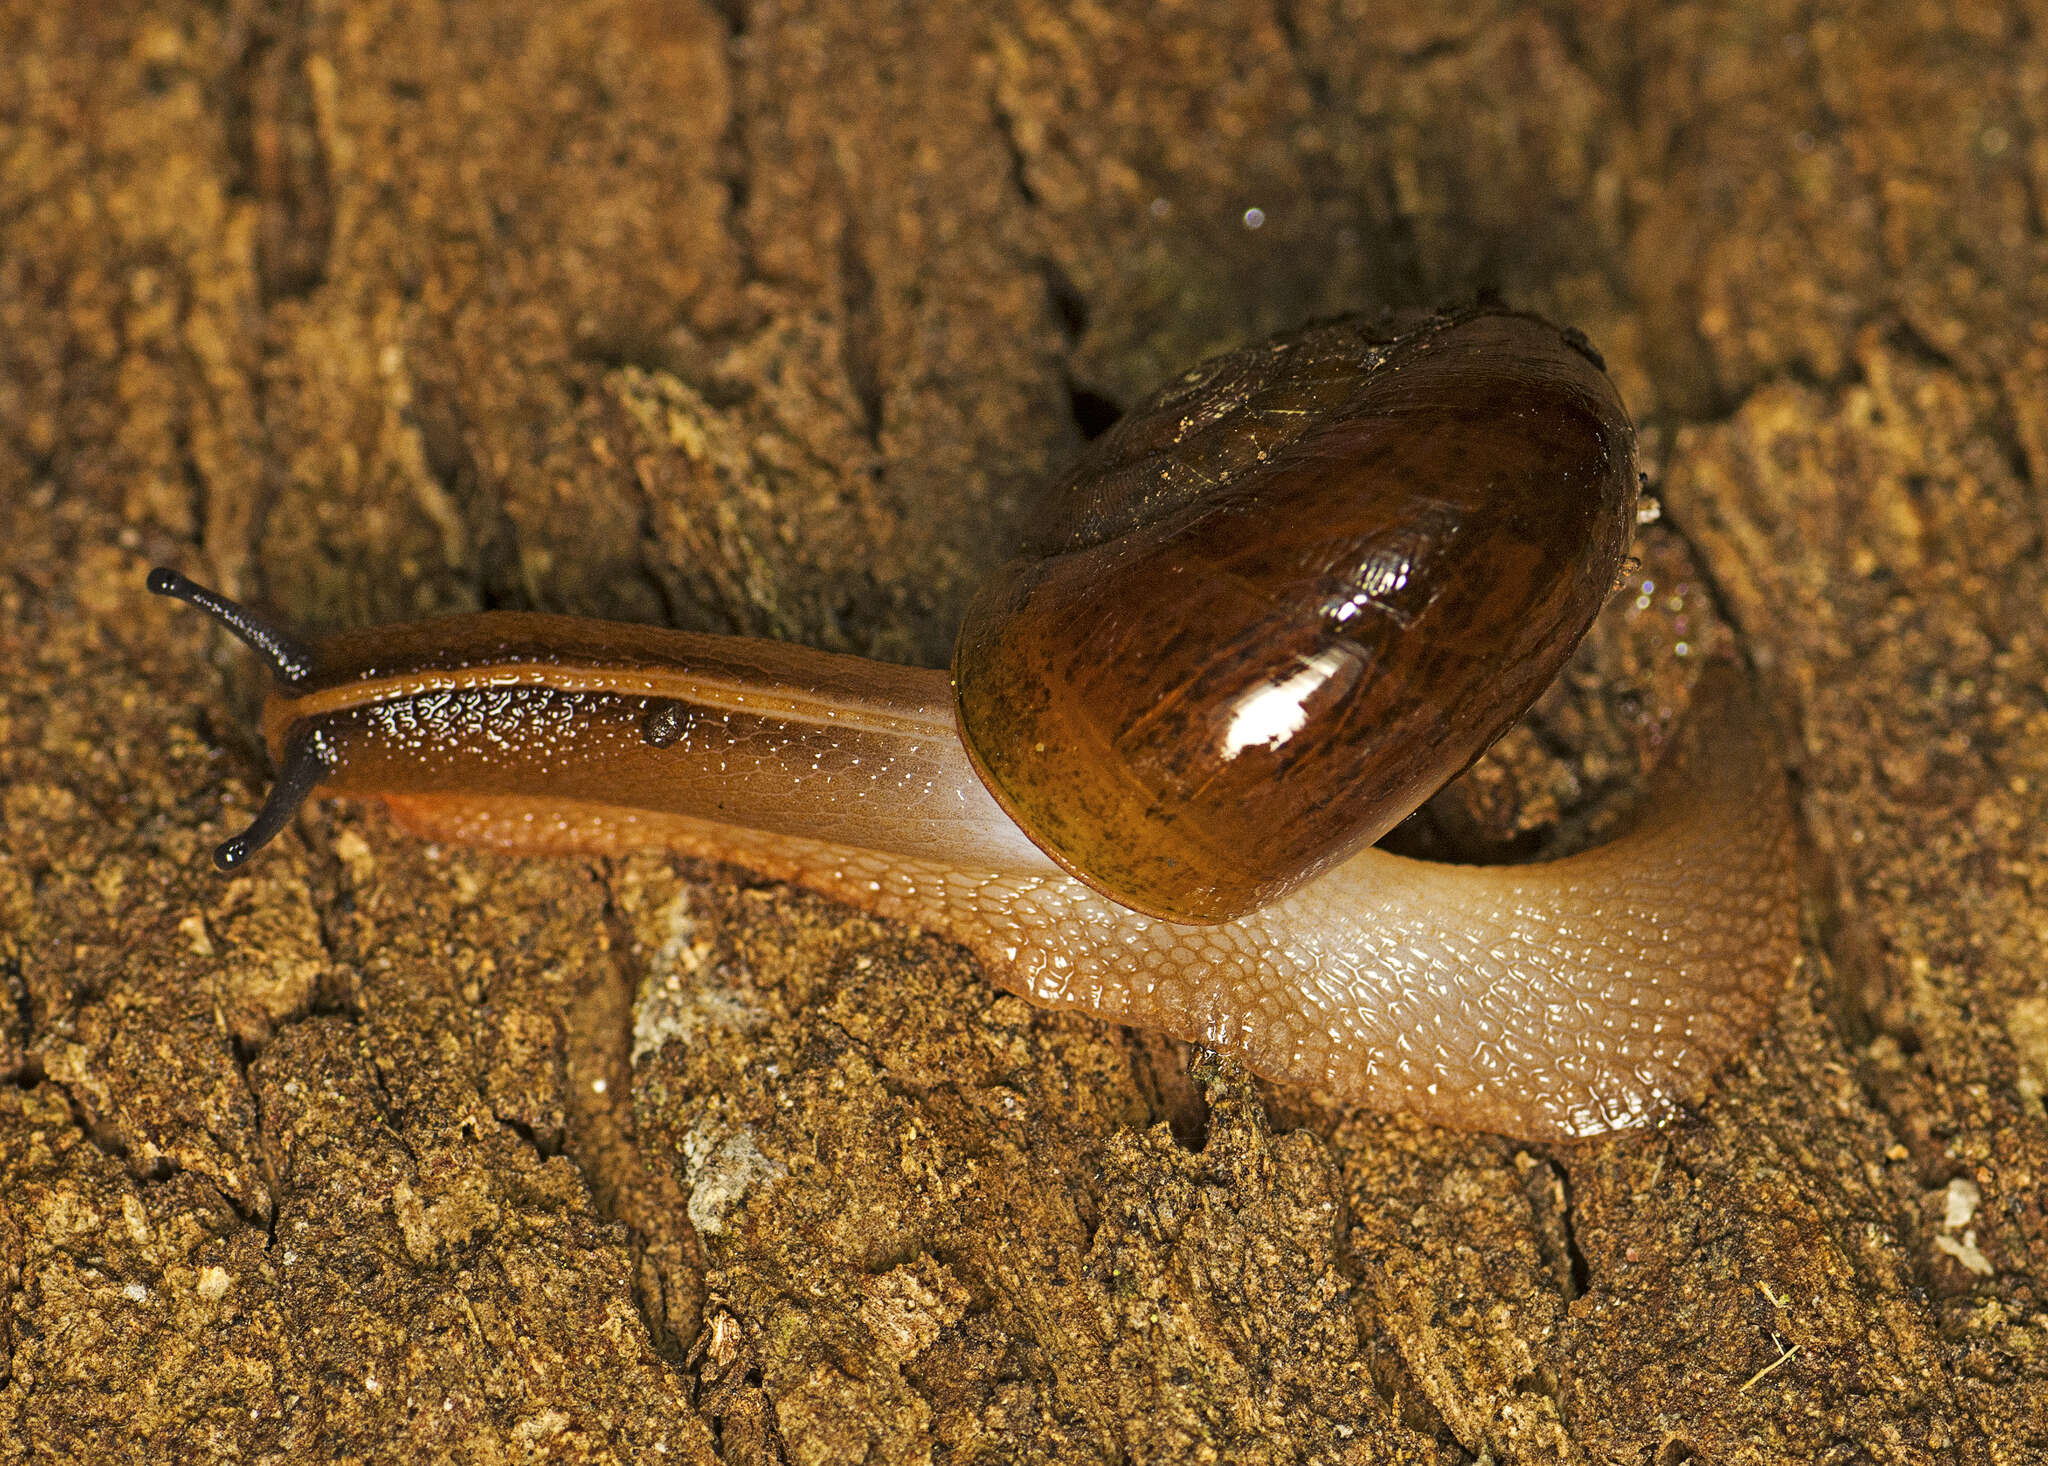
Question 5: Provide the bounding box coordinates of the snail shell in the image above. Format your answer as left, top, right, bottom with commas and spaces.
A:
954, 307, 1639, 922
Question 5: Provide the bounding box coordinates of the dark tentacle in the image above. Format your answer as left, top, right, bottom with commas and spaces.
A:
149, 567, 331, 866
213, 729, 333, 870
147, 567, 318, 685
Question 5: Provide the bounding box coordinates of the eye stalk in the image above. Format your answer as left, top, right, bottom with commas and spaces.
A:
147, 567, 319, 687
208, 733, 336, 872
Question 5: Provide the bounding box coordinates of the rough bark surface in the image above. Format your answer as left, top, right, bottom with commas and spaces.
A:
3, 1, 2045, 1461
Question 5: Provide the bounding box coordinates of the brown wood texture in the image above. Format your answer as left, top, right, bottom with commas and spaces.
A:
3, 2, 2045, 1460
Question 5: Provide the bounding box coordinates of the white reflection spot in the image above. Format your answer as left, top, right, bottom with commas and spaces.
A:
1220, 647, 1352, 760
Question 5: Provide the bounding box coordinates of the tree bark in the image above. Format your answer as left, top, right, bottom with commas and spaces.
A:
3, 1, 2044, 1461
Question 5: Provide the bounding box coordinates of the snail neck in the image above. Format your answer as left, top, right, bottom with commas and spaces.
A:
270, 615, 1057, 877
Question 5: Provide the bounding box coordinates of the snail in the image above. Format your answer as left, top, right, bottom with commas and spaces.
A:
149, 305, 1799, 1139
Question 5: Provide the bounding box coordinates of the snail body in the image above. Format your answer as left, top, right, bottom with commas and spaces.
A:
150, 306, 1799, 1139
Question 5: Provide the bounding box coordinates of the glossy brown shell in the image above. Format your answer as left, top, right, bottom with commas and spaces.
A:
951, 306, 1640, 923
